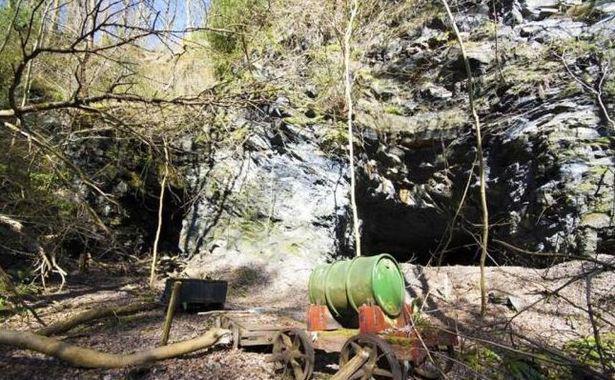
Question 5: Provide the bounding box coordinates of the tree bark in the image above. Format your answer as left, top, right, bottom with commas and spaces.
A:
0, 328, 229, 368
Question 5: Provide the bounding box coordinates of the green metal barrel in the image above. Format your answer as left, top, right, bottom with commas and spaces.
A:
308, 254, 405, 318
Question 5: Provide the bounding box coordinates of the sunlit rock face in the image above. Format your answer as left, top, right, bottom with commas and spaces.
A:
179, 101, 352, 282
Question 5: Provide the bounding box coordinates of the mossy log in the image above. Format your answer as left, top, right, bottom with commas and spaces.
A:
0, 328, 230, 368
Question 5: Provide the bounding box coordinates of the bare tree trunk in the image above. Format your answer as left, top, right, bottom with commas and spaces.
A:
0, 328, 229, 368
149, 140, 170, 287
439, 0, 490, 315
185, 0, 192, 29
0, 0, 24, 55
344, 0, 361, 257
49, 0, 61, 32
22, 0, 54, 107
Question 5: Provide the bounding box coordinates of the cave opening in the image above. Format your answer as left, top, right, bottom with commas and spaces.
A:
359, 210, 486, 266
119, 183, 187, 255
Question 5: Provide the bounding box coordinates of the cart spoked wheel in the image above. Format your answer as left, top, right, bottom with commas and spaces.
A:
340, 334, 403, 380
272, 328, 314, 380
412, 345, 455, 379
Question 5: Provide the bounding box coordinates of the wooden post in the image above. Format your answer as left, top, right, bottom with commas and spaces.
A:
160, 281, 182, 346
331, 349, 370, 380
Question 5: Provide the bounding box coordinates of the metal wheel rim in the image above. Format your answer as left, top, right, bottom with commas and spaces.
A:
340, 333, 403, 380
272, 329, 314, 380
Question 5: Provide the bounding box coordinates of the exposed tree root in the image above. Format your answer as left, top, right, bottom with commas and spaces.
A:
0, 213, 67, 292
0, 328, 230, 368
36, 301, 159, 337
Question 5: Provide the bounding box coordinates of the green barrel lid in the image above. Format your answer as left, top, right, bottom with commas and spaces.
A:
371, 254, 405, 317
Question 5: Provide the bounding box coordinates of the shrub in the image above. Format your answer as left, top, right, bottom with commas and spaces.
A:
205, 0, 268, 77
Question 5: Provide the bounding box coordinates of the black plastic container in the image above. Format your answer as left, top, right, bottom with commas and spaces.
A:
162, 278, 228, 311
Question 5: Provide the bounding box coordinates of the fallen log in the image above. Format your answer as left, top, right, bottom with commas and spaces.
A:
36, 301, 159, 337
0, 328, 230, 368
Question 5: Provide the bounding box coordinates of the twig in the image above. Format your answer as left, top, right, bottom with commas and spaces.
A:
435, 157, 477, 265
493, 239, 615, 270
3, 121, 114, 202
585, 271, 609, 373
149, 138, 170, 287
0, 262, 46, 326
439, 0, 490, 315
556, 51, 614, 131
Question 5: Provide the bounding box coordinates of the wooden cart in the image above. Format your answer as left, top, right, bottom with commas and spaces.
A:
212, 309, 457, 380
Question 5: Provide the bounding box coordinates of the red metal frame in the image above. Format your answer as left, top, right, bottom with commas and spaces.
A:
306, 302, 458, 365
358, 303, 414, 334
307, 304, 343, 331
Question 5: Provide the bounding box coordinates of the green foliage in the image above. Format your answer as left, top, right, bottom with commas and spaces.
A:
321, 121, 348, 154
0, 3, 27, 107
0, 2, 56, 107
207, 0, 244, 54
0, 129, 82, 275
604, 77, 615, 98
205, 0, 269, 78
384, 104, 405, 116
306, 42, 345, 118
0, 270, 38, 313
566, 1, 604, 22
504, 357, 546, 380
462, 345, 553, 379
463, 345, 503, 374
564, 333, 615, 370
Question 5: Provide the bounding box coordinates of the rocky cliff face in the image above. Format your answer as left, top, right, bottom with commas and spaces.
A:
352, 2, 615, 263
359, 2, 615, 262
179, 101, 351, 285
180, 0, 614, 279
